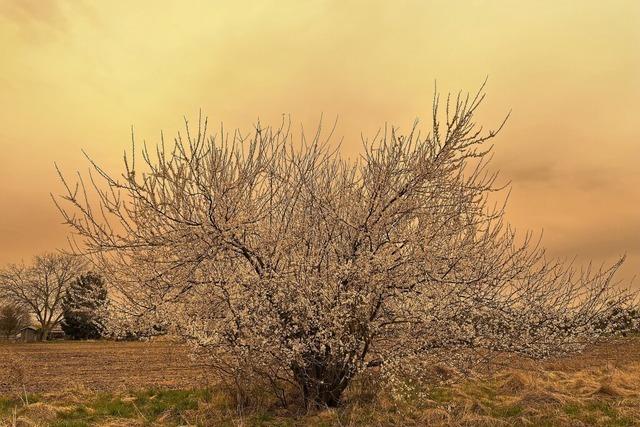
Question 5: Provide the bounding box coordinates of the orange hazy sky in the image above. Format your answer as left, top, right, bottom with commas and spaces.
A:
0, 1, 638, 286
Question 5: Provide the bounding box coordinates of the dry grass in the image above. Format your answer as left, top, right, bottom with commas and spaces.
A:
1, 337, 639, 426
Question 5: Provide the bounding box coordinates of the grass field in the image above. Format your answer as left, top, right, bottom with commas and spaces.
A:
1, 338, 639, 426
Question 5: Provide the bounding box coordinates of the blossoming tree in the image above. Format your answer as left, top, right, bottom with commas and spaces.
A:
55, 86, 633, 407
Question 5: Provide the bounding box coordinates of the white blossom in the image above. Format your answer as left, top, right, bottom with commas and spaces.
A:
54, 86, 636, 407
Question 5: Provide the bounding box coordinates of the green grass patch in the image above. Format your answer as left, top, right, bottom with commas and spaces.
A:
562, 401, 637, 427
488, 403, 523, 418
0, 394, 41, 417
50, 388, 213, 426
0, 396, 17, 417
459, 380, 498, 401
428, 387, 453, 403
51, 420, 92, 427
133, 388, 210, 419
563, 403, 581, 416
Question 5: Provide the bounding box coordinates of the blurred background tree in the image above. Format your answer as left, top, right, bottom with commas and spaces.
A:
0, 302, 30, 339
61, 272, 108, 340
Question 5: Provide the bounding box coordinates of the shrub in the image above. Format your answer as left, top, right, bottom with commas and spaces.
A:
56, 85, 635, 407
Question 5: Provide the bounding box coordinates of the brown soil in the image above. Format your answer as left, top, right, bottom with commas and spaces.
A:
0, 340, 212, 394
1, 337, 639, 395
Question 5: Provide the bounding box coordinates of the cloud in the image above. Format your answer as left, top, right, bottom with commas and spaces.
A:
505, 162, 557, 184
556, 221, 640, 258
0, 0, 71, 43
503, 159, 625, 192
552, 220, 640, 288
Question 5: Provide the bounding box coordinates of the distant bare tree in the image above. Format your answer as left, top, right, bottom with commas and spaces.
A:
0, 253, 85, 340
55, 84, 635, 407
0, 302, 30, 339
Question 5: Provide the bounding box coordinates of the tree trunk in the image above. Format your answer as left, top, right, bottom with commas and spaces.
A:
292, 359, 354, 408
39, 325, 50, 341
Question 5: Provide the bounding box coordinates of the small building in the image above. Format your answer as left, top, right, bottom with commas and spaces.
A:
18, 326, 38, 343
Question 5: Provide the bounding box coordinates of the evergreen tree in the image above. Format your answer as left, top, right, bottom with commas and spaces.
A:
61, 272, 107, 339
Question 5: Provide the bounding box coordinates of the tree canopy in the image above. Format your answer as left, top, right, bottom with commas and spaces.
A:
56, 86, 634, 407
